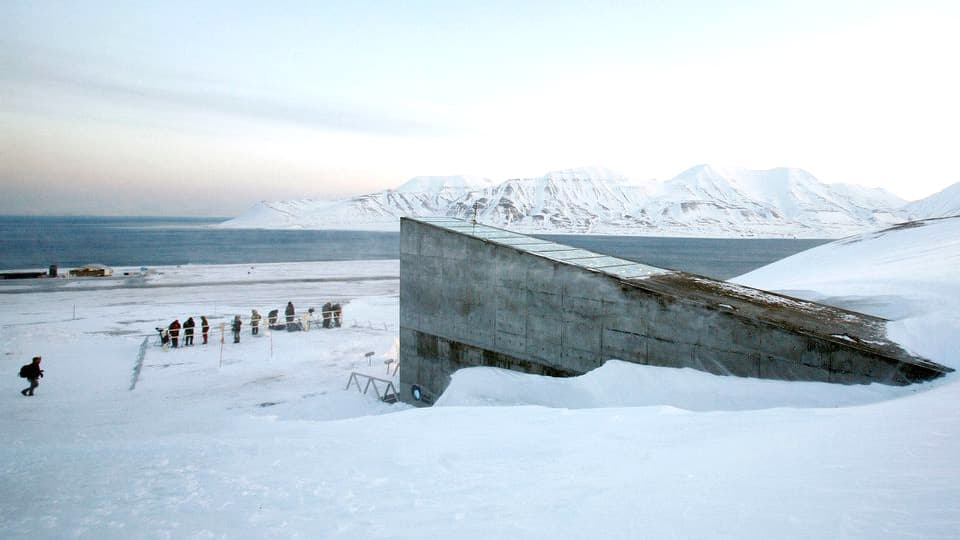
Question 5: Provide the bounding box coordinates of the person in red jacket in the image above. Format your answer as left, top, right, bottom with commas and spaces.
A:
19, 356, 44, 396
169, 319, 181, 348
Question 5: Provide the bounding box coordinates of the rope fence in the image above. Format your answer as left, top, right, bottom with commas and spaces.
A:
129, 308, 395, 343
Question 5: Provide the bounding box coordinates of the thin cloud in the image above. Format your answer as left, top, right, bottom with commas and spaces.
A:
0, 42, 445, 137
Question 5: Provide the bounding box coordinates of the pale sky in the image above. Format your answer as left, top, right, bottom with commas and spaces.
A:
2, 0, 959, 216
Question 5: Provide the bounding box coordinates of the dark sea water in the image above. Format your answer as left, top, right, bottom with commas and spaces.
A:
536, 234, 830, 280
0, 216, 830, 280
0, 216, 399, 270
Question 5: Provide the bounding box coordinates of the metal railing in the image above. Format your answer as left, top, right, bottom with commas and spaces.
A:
345, 372, 400, 403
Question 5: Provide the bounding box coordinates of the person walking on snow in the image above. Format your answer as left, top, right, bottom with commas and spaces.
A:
19, 356, 44, 396
232, 315, 242, 343
169, 319, 181, 348
201, 316, 209, 345
251, 309, 261, 336
285, 301, 295, 325
183, 317, 195, 346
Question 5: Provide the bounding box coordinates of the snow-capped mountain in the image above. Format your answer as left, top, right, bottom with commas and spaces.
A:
221, 176, 483, 230
220, 166, 911, 238
394, 175, 496, 194
636, 165, 906, 237
445, 170, 650, 231
905, 181, 960, 219
541, 166, 631, 183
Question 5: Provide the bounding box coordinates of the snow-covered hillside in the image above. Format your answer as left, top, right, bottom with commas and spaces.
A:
905, 180, 960, 219
734, 215, 960, 366
221, 190, 457, 230
641, 165, 906, 237
445, 173, 650, 232
394, 174, 495, 194
222, 175, 497, 230
221, 165, 913, 238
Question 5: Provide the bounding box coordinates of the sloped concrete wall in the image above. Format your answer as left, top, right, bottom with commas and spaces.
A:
399, 218, 949, 405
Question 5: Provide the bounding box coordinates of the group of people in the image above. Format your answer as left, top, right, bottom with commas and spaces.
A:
234, 301, 303, 343
265, 301, 298, 331
320, 302, 343, 328
16, 300, 346, 397
155, 301, 344, 348
158, 316, 210, 348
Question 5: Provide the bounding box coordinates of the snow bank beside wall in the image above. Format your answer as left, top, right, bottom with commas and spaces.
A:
435, 360, 918, 410
734, 216, 960, 370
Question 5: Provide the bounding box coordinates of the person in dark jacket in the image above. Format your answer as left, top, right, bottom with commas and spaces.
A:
19, 356, 44, 396
183, 317, 195, 346
169, 319, 181, 348
231, 315, 242, 343
267, 309, 278, 327
251, 309, 261, 336
285, 302, 295, 325
322, 302, 333, 329
201, 316, 209, 345
332, 303, 343, 327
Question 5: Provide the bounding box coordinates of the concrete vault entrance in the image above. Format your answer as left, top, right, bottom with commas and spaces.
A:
398, 217, 950, 406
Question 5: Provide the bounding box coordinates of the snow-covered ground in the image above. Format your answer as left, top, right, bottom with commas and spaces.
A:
3, 220, 959, 539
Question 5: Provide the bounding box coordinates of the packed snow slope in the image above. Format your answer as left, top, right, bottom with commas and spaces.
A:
904, 180, 960, 219
3, 219, 960, 539
734, 215, 960, 369
436, 359, 919, 410
221, 165, 915, 237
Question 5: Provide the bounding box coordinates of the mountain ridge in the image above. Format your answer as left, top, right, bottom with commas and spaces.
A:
220, 165, 946, 238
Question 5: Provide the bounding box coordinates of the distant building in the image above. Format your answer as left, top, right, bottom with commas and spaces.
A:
0, 271, 46, 280
69, 264, 114, 277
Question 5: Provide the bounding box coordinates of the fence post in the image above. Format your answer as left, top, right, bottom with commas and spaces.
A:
219, 322, 225, 368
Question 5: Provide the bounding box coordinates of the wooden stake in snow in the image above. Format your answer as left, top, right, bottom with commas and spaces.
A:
219, 322, 225, 368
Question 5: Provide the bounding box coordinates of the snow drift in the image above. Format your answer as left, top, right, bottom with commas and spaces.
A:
435, 359, 920, 411
734, 215, 960, 370
904, 180, 960, 219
